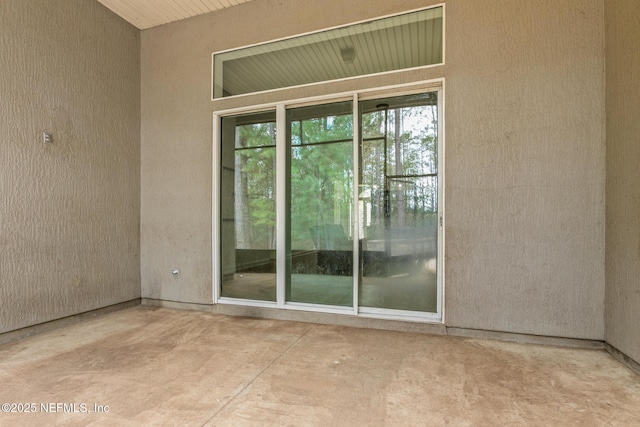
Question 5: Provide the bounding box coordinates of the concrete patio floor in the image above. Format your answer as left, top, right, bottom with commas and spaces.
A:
0, 306, 639, 426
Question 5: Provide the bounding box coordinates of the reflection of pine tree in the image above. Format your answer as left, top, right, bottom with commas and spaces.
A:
235, 133, 250, 249
235, 122, 277, 250
232, 96, 438, 251
290, 113, 353, 249
361, 100, 438, 238
394, 108, 405, 227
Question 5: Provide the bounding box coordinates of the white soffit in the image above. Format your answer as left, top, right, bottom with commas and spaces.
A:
97, 0, 256, 30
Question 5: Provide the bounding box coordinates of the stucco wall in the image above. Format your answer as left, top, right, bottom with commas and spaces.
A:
605, 0, 640, 363
0, 0, 141, 333
445, 1, 605, 339
140, 0, 605, 339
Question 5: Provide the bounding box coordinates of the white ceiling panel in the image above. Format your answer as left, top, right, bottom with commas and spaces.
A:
97, 0, 256, 30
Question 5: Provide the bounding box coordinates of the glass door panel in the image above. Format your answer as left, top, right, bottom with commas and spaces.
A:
220, 111, 277, 301
359, 93, 438, 312
286, 101, 354, 306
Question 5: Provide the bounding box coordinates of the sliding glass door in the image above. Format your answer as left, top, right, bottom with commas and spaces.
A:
217, 88, 441, 317
220, 111, 277, 301
286, 101, 354, 306
358, 93, 439, 312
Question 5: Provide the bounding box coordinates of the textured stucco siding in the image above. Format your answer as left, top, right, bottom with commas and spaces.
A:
140, 0, 606, 339
444, 1, 605, 339
0, 0, 141, 333
605, 0, 640, 363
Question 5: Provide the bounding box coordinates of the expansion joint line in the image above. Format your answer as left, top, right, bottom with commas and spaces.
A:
200, 324, 315, 425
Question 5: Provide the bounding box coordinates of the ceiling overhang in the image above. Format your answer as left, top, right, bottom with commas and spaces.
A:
97, 0, 256, 30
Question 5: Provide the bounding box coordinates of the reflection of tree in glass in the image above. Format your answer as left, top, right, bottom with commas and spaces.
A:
235, 122, 276, 249
233, 99, 437, 250
362, 103, 438, 238
290, 114, 353, 250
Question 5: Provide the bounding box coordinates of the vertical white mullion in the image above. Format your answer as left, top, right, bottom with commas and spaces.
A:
352, 94, 360, 315
212, 113, 221, 304
276, 104, 287, 307
437, 85, 445, 321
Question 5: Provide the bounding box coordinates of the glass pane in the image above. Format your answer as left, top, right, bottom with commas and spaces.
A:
287, 101, 354, 306
359, 93, 438, 312
213, 7, 443, 98
220, 111, 277, 301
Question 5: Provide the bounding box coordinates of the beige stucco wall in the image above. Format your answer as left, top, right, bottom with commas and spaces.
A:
605, 0, 640, 363
141, 0, 605, 339
0, 0, 141, 333
445, 1, 605, 339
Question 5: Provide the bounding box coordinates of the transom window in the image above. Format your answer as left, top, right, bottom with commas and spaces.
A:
212, 6, 443, 98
